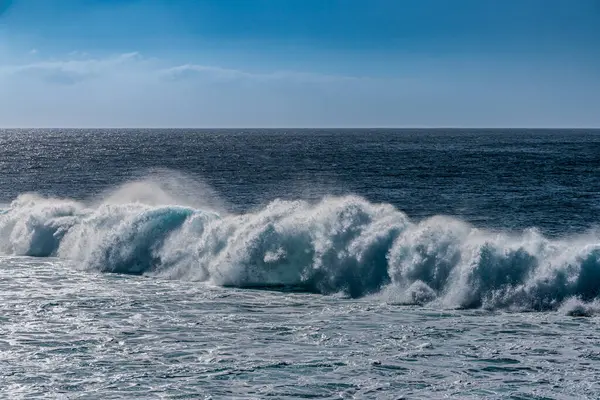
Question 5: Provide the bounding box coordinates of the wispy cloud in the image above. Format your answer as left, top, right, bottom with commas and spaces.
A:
0, 52, 360, 86
160, 64, 255, 81
160, 63, 361, 83
0, 51, 384, 127
1, 52, 143, 84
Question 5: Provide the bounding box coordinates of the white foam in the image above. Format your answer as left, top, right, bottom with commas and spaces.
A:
1, 176, 599, 311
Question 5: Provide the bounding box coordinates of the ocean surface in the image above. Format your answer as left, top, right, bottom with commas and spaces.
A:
1, 128, 600, 399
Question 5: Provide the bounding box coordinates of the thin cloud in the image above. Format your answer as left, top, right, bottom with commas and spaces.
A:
1, 52, 361, 86
1, 52, 142, 84
160, 63, 363, 83
161, 64, 254, 81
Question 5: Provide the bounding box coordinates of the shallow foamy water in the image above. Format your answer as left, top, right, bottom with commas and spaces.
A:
2, 256, 600, 399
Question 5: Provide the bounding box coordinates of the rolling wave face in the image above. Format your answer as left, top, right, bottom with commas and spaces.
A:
0, 194, 82, 257
386, 219, 600, 310
59, 205, 194, 274
157, 197, 408, 297
1, 183, 599, 311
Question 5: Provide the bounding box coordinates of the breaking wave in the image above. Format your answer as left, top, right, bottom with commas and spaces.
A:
1, 178, 599, 312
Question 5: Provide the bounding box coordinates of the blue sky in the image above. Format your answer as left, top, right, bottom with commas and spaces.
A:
0, 0, 599, 127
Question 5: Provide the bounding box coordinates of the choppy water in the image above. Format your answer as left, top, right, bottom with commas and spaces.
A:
1, 129, 600, 399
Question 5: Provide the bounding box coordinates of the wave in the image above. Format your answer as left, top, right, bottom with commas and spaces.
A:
1, 178, 599, 312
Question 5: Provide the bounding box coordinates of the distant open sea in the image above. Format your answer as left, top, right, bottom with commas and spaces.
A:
1, 128, 600, 399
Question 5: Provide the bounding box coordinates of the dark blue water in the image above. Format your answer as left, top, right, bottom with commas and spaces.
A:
1, 129, 600, 399
2, 129, 599, 235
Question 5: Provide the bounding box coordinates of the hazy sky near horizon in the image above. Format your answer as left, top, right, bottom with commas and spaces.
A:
0, 0, 599, 128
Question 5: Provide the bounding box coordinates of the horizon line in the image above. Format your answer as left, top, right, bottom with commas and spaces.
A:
1, 127, 600, 130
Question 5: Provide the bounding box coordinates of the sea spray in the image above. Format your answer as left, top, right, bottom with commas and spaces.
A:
1, 179, 600, 311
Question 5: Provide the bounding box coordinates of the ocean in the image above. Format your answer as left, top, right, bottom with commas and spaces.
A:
1, 128, 599, 399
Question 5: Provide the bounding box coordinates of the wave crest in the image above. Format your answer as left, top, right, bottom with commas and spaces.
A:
1, 182, 599, 312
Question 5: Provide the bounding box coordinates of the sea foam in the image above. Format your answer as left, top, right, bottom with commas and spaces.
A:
1, 178, 599, 311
